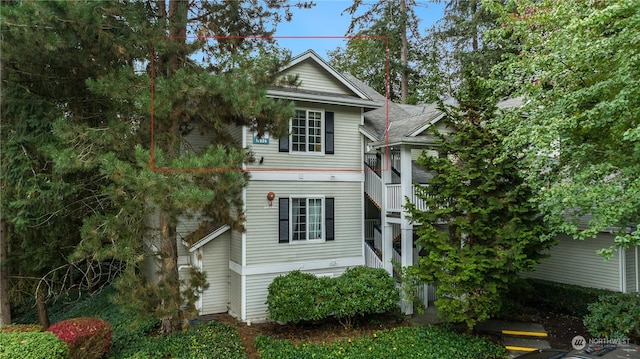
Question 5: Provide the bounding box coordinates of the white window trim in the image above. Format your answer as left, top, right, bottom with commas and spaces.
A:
289, 195, 325, 244
289, 108, 325, 156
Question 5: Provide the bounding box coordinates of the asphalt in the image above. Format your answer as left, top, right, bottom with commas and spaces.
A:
411, 305, 550, 359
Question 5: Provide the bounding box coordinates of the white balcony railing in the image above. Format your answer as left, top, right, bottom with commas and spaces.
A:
364, 242, 383, 269
386, 184, 430, 213
364, 168, 383, 208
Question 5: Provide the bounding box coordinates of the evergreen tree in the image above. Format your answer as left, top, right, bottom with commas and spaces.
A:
407, 92, 553, 328
328, 0, 438, 104
2, 0, 309, 333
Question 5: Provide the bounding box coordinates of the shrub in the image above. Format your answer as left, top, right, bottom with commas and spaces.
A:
266, 267, 399, 325
256, 325, 508, 359
266, 271, 334, 323
333, 266, 399, 326
47, 317, 112, 359
0, 331, 69, 359
523, 278, 613, 316
0, 324, 43, 333
584, 292, 640, 342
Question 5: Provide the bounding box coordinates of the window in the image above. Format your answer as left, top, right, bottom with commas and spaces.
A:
291, 109, 323, 153
279, 197, 335, 243
292, 197, 323, 241
279, 110, 334, 154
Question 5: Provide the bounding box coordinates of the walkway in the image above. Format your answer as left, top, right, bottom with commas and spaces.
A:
475, 319, 551, 358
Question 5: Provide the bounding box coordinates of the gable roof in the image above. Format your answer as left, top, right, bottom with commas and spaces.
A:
267, 50, 380, 109
343, 73, 445, 148
183, 224, 230, 253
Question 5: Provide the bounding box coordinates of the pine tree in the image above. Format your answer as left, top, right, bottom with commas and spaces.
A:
408, 92, 553, 328
2, 0, 310, 333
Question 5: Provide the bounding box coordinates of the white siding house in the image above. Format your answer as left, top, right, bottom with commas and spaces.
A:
174, 49, 639, 323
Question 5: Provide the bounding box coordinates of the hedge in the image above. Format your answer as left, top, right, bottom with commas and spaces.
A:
256, 325, 508, 359
266, 267, 399, 325
0, 331, 69, 359
521, 278, 614, 317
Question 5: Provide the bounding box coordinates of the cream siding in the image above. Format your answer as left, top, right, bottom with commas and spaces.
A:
244, 181, 363, 266
199, 232, 230, 314
245, 268, 348, 321
625, 247, 639, 292
246, 103, 362, 171
280, 59, 352, 95
230, 229, 242, 265
228, 124, 243, 145
522, 234, 622, 291
229, 271, 242, 318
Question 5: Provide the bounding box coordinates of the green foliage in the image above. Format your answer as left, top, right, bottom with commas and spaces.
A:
47, 317, 112, 359
0, 331, 69, 359
0, 324, 43, 333
255, 325, 508, 359
114, 320, 246, 359
488, 0, 640, 250
333, 267, 400, 327
328, 0, 436, 104
584, 292, 640, 342
266, 267, 399, 325
266, 271, 332, 323
408, 101, 554, 328
523, 279, 613, 317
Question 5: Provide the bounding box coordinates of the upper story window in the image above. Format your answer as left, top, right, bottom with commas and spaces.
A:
279, 110, 335, 155
292, 109, 323, 153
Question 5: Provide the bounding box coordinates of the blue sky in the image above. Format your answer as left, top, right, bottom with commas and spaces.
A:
273, 1, 446, 59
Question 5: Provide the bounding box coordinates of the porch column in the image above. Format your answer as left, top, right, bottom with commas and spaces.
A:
400, 144, 413, 315
381, 148, 393, 275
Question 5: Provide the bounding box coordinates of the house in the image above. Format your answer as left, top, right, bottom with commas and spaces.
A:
171, 49, 639, 324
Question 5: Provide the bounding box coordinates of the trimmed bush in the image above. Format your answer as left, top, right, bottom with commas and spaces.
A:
0, 324, 43, 333
47, 317, 112, 359
0, 331, 69, 359
266, 271, 333, 323
584, 292, 640, 342
256, 325, 508, 359
333, 266, 399, 325
266, 267, 399, 324
523, 278, 613, 316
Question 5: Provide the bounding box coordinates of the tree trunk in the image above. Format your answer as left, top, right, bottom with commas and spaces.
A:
0, 219, 11, 326
399, 0, 408, 104
36, 284, 49, 329
159, 210, 180, 335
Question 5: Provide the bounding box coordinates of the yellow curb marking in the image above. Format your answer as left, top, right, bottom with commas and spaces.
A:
505, 346, 538, 352
502, 330, 548, 337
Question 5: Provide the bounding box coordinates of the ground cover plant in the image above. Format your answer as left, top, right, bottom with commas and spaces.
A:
255, 325, 508, 359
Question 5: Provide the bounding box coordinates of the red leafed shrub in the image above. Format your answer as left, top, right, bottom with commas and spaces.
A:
47, 317, 112, 358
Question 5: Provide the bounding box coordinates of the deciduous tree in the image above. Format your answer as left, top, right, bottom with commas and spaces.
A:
487, 0, 640, 253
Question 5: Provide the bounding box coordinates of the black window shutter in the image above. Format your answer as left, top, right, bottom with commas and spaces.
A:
279, 136, 289, 152
325, 197, 334, 241
325, 111, 334, 154
279, 198, 289, 243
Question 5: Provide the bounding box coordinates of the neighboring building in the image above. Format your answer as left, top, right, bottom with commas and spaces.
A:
168, 49, 638, 324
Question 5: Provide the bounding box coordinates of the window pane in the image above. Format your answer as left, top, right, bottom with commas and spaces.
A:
308, 111, 322, 152
292, 198, 306, 241
308, 198, 322, 239
292, 110, 306, 152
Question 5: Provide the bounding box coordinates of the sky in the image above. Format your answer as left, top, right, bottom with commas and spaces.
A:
273, 1, 446, 59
